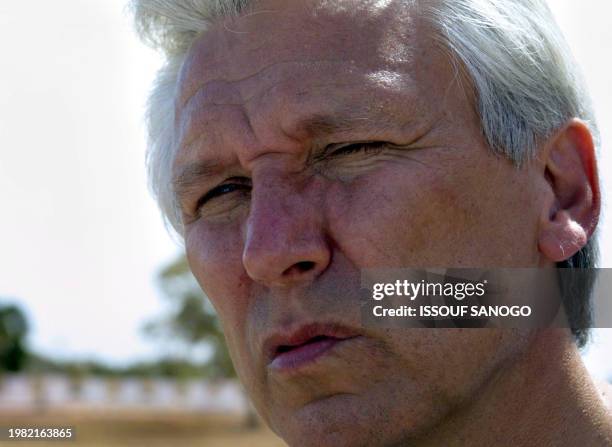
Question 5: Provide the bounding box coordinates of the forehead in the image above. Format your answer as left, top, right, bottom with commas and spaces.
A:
173, 0, 459, 171
177, 0, 421, 106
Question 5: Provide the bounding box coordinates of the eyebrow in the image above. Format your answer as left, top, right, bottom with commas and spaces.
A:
172, 160, 223, 204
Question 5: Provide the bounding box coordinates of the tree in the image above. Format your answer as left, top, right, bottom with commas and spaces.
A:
147, 256, 263, 428
146, 255, 235, 378
0, 302, 29, 372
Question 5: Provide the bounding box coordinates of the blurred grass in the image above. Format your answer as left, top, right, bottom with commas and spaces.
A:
0, 411, 286, 446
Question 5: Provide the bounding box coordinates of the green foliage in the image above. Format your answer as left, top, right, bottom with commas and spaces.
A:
0, 302, 29, 372
28, 355, 212, 379
145, 254, 236, 378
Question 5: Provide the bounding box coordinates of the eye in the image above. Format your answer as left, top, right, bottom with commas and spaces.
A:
195, 177, 251, 213
326, 141, 388, 158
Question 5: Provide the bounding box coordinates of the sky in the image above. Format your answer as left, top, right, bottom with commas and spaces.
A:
0, 1, 611, 378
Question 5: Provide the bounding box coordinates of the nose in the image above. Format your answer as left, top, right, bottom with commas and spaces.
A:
242, 173, 331, 287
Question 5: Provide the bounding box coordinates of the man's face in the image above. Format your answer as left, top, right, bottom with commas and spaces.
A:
173, 0, 544, 445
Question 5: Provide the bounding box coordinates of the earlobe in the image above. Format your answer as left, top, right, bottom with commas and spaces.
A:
537, 119, 600, 263
538, 211, 589, 262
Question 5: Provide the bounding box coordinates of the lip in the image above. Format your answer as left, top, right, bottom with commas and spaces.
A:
263, 322, 361, 372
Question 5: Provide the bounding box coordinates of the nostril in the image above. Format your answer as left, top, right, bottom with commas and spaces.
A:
295, 261, 315, 272
283, 261, 316, 276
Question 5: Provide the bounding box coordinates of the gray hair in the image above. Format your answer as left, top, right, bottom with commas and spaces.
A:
131, 0, 600, 346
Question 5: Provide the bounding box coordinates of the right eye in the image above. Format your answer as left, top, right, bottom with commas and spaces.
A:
195, 178, 251, 216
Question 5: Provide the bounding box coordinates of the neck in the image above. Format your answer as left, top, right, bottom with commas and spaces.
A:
414, 330, 612, 447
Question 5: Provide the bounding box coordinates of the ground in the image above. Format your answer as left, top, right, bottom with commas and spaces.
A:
0, 410, 286, 447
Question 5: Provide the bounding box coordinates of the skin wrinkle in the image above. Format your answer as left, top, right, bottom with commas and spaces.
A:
175, 78, 390, 161
179, 58, 360, 109
177, 70, 419, 138
176, 4, 414, 111
179, 97, 374, 152
177, 29, 414, 109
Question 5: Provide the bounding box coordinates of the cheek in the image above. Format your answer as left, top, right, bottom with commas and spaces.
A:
386, 329, 530, 407
184, 221, 250, 339
184, 222, 264, 395
326, 163, 469, 267
327, 157, 539, 268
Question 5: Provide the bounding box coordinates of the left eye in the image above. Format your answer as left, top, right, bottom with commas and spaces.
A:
327, 141, 388, 157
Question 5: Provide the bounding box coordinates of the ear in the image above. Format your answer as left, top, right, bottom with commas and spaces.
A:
538, 119, 600, 263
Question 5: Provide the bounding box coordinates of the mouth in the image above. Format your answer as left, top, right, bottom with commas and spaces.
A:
265, 323, 361, 372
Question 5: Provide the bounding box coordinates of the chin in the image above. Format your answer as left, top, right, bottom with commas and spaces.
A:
269, 393, 430, 447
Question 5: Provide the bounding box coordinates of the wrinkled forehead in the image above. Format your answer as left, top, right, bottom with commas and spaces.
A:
176, 0, 420, 108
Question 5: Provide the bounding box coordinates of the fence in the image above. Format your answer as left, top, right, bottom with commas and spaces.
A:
0, 374, 248, 414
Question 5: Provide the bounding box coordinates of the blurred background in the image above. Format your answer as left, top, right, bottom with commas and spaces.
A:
0, 1, 610, 446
